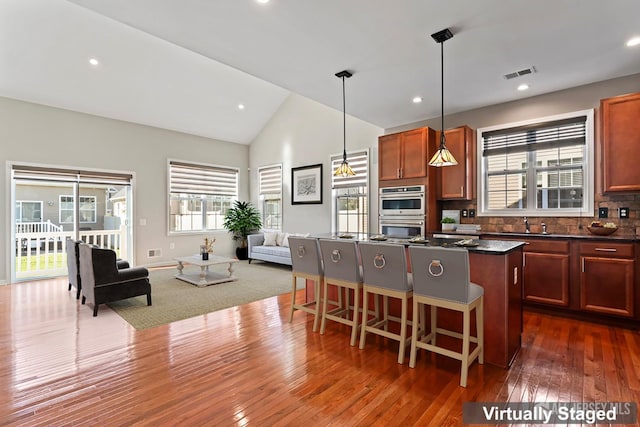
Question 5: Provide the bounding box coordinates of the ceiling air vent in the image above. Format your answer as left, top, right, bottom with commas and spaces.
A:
503, 66, 536, 80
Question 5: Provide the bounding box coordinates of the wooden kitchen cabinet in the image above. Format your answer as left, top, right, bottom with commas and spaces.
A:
378, 127, 434, 181
523, 239, 570, 307
601, 92, 640, 193
579, 241, 635, 317
438, 125, 475, 200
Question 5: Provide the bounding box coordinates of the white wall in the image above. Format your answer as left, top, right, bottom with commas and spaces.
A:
388, 73, 640, 135
0, 96, 249, 283
249, 93, 383, 234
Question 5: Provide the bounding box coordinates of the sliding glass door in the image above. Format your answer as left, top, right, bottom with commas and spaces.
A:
11, 165, 133, 282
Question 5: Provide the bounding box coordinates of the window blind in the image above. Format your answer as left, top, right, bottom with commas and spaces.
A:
482, 116, 587, 157
258, 165, 282, 195
12, 165, 132, 185
169, 161, 238, 197
331, 150, 368, 189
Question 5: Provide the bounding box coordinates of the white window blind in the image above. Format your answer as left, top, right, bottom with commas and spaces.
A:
331, 150, 368, 188
259, 165, 282, 195
169, 161, 238, 197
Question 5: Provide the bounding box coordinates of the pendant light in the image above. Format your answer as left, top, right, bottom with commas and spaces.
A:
334, 70, 356, 177
428, 28, 458, 167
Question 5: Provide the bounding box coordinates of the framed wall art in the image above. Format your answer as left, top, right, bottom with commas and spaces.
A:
291, 163, 323, 205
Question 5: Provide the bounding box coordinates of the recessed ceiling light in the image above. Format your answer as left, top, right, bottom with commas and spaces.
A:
256, 0, 269, 3
626, 37, 640, 47
412, 96, 423, 104
517, 84, 529, 91
88, 58, 99, 66
238, 104, 245, 110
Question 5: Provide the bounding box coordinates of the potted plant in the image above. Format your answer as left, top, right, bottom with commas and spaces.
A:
223, 201, 263, 260
441, 217, 457, 232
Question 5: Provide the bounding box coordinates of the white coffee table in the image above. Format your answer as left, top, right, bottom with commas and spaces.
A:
175, 255, 238, 287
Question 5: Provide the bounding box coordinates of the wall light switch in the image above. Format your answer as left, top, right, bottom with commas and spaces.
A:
469, 209, 476, 218
598, 207, 608, 219
619, 207, 630, 219
462, 209, 469, 218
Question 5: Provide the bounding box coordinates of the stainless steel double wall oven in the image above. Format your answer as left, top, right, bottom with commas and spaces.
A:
378, 185, 425, 237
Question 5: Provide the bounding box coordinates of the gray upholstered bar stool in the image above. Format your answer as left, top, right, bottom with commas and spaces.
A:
288, 236, 324, 332
358, 242, 414, 364
318, 239, 363, 346
408, 246, 484, 387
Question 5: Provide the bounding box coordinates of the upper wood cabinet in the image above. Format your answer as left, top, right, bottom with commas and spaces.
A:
601, 92, 640, 193
438, 125, 475, 200
378, 127, 433, 181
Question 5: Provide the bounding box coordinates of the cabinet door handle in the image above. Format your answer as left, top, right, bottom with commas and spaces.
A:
460, 186, 464, 196
581, 257, 585, 273
595, 248, 617, 252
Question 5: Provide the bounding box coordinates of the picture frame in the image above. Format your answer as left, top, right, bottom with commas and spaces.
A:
291, 163, 323, 205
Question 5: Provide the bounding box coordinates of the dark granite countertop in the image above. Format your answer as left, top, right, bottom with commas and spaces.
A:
311, 233, 525, 255
479, 231, 639, 242
428, 230, 638, 242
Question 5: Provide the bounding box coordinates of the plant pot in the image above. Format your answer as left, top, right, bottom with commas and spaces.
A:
236, 247, 249, 260
441, 223, 456, 232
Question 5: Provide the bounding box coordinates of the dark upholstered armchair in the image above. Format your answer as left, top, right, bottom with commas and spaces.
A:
66, 239, 131, 300
78, 243, 151, 316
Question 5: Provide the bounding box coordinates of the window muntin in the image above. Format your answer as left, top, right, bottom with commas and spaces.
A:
479, 110, 593, 216
168, 161, 238, 233
258, 165, 282, 230
59, 195, 96, 223
331, 150, 368, 234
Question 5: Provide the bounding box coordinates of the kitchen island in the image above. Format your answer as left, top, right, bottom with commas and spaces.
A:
303, 235, 525, 368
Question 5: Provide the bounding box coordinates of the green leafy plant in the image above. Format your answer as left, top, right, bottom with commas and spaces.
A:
223, 201, 263, 248
441, 217, 456, 224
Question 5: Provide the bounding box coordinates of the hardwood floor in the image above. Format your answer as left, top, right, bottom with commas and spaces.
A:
1, 275, 639, 426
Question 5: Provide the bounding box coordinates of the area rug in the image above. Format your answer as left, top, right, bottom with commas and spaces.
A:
108, 261, 294, 330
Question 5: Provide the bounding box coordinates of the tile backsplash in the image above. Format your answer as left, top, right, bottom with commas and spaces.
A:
441, 193, 640, 237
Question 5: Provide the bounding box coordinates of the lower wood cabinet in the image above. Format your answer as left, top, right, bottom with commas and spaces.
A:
481, 235, 638, 322
579, 242, 635, 318
524, 252, 570, 306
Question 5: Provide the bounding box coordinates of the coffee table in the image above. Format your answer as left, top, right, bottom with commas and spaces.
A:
175, 255, 238, 287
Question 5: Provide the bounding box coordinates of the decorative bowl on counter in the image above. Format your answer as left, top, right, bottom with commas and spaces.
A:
586, 226, 617, 236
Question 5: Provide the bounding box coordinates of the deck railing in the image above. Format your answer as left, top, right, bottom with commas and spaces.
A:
15, 225, 128, 279
16, 220, 63, 233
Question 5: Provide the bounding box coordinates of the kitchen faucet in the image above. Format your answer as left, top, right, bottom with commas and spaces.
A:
524, 217, 530, 233
541, 222, 547, 234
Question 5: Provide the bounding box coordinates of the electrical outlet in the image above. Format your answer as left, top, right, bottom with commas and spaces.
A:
469, 209, 476, 218
462, 209, 469, 218
169, 242, 175, 250
619, 207, 630, 219
598, 207, 608, 218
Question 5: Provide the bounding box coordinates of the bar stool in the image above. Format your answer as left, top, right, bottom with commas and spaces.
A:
318, 239, 363, 346
288, 236, 324, 332
408, 246, 484, 387
358, 242, 414, 364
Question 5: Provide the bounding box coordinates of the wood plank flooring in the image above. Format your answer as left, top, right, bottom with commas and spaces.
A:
1, 274, 639, 426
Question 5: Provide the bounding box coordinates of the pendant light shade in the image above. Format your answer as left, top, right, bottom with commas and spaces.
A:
428, 28, 458, 167
334, 70, 355, 177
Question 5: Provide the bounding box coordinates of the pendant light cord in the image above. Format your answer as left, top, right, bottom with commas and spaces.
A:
342, 75, 347, 161
440, 40, 446, 149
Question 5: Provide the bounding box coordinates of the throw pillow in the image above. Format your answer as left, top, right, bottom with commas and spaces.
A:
263, 231, 278, 246
276, 232, 287, 247
280, 233, 290, 248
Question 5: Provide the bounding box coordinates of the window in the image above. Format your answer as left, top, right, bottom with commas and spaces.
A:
479, 110, 593, 216
258, 164, 282, 230
168, 160, 238, 233
16, 201, 42, 223
331, 150, 369, 234
59, 195, 96, 223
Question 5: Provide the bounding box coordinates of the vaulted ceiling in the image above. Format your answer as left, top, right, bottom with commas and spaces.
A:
2, 0, 639, 144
